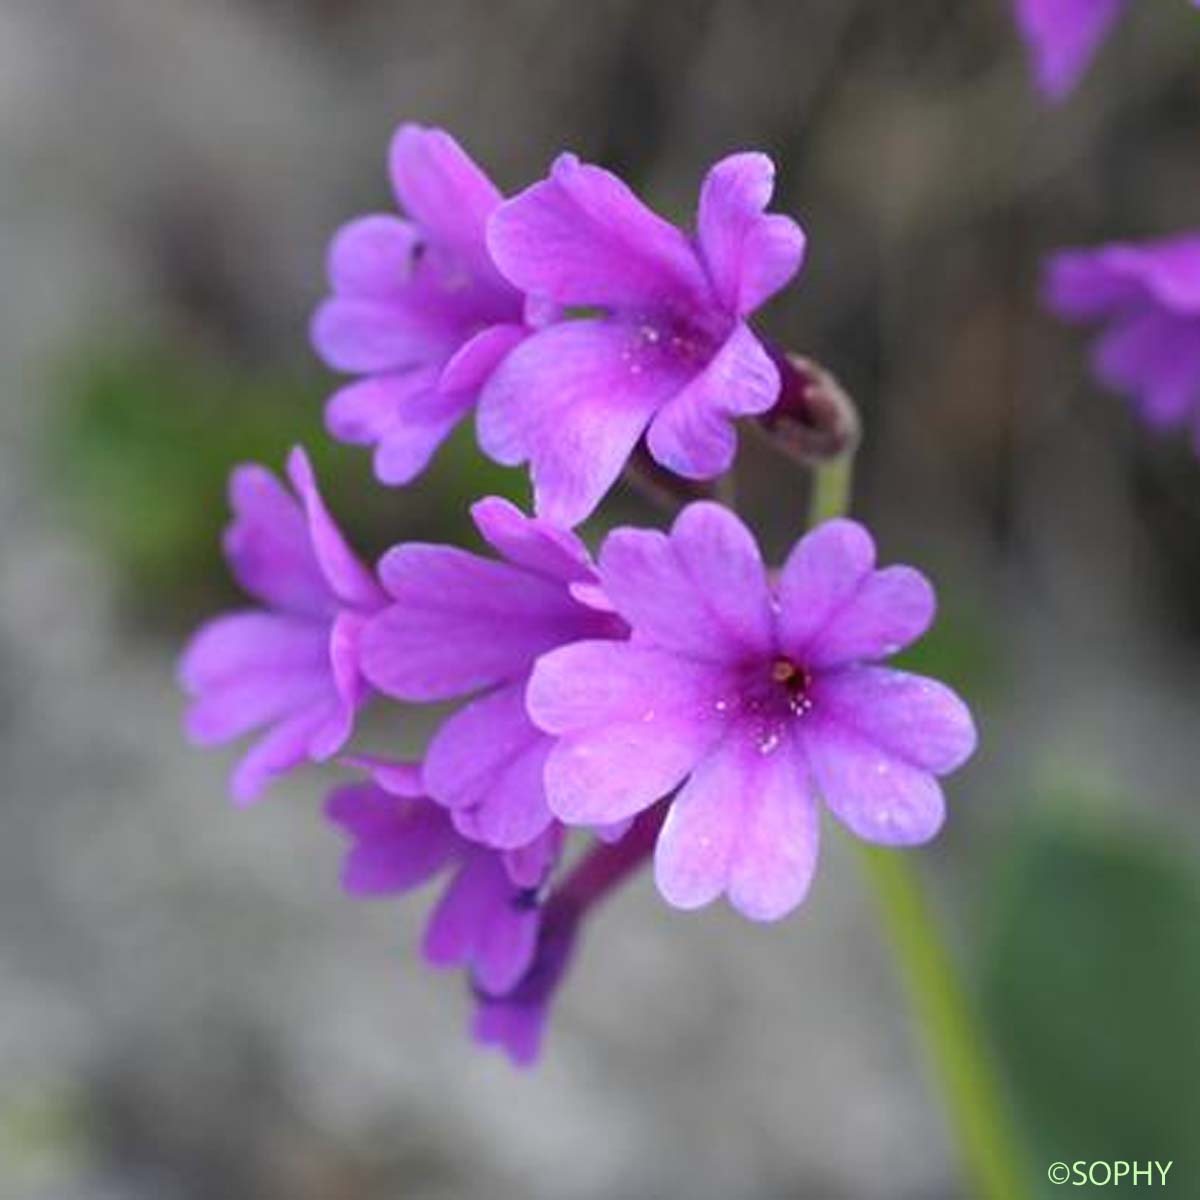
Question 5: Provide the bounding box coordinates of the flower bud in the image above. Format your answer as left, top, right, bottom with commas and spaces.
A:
758, 350, 860, 464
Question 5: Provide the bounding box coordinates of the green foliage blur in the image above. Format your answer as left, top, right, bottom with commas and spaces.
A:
980, 804, 1200, 1196
46, 341, 527, 628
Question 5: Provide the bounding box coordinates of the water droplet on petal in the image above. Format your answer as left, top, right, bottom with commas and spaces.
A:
758, 731, 781, 755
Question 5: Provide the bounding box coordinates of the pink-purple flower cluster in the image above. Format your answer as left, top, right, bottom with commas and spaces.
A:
180, 125, 977, 1065
311, 125, 804, 527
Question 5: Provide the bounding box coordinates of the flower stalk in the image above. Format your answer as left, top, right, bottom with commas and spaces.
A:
557, 805, 667, 913
809, 451, 1031, 1200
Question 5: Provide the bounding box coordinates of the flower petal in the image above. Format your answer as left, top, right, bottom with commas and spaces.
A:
324, 783, 458, 895
503, 823, 565, 888
230, 704, 334, 805
1047, 237, 1200, 322
470, 496, 596, 585
655, 731, 819, 921
374, 396, 475, 484
805, 718, 946, 847
697, 152, 805, 315
325, 365, 472, 486
422, 851, 540, 994
424, 683, 556, 848
487, 152, 711, 311
1119, 235, 1200, 313
181, 614, 330, 744
184, 672, 330, 745
1094, 309, 1200, 430
179, 611, 326, 691
803, 566, 935, 670
389, 124, 506, 284
526, 641, 723, 731
308, 610, 371, 761
598, 502, 775, 664
309, 295, 458, 374
477, 319, 688, 527
224, 464, 330, 617
645, 322, 779, 478
776, 518, 876, 660
1046, 249, 1153, 321
326, 214, 421, 301
286, 447, 384, 611
438, 323, 527, 395
528, 641, 727, 826
812, 666, 977, 776
471, 901, 578, 1066
362, 546, 604, 701
339, 755, 426, 797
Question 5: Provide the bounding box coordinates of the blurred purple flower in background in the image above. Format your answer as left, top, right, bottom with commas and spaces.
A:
478, 152, 806, 526
1015, 0, 1200, 99
179, 448, 385, 802
359, 497, 626, 849
1046, 234, 1200, 449
1015, 0, 1125, 99
528, 506, 976, 921
311, 125, 528, 485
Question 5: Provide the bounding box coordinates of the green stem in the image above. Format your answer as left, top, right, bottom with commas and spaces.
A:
807, 452, 854, 526
858, 846, 1029, 1200
811, 454, 1029, 1200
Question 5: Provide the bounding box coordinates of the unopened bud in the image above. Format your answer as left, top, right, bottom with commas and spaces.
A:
757, 350, 860, 464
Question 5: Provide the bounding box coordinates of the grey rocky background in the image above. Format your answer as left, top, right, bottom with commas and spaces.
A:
1, 2, 1197, 1198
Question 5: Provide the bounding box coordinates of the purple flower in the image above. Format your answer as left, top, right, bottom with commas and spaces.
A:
325, 762, 563, 997
311, 124, 528, 485
1014, 0, 1126, 100
179, 448, 385, 803
1046, 234, 1200, 449
478, 151, 806, 526
527, 505, 977, 922
358, 497, 626, 850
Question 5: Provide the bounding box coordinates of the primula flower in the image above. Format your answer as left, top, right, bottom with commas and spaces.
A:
527, 505, 977, 922
179, 448, 385, 802
326, 763, 563, 998
358, 497, 626, 849
311, 124, 528, 485
1046, 234, 1200, 449
478, 151, 806, 526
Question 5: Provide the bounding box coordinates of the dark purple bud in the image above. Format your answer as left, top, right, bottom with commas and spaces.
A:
758, 350, 860, 464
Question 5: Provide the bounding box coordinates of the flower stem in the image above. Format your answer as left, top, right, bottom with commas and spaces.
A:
807, 452, 855, 526
856, 845, 1029, 1200
810, 453, 1030, 1200
558, 804, 667, 913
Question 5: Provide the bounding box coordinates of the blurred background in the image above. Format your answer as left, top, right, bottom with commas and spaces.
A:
2, 1, 1199, 1197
